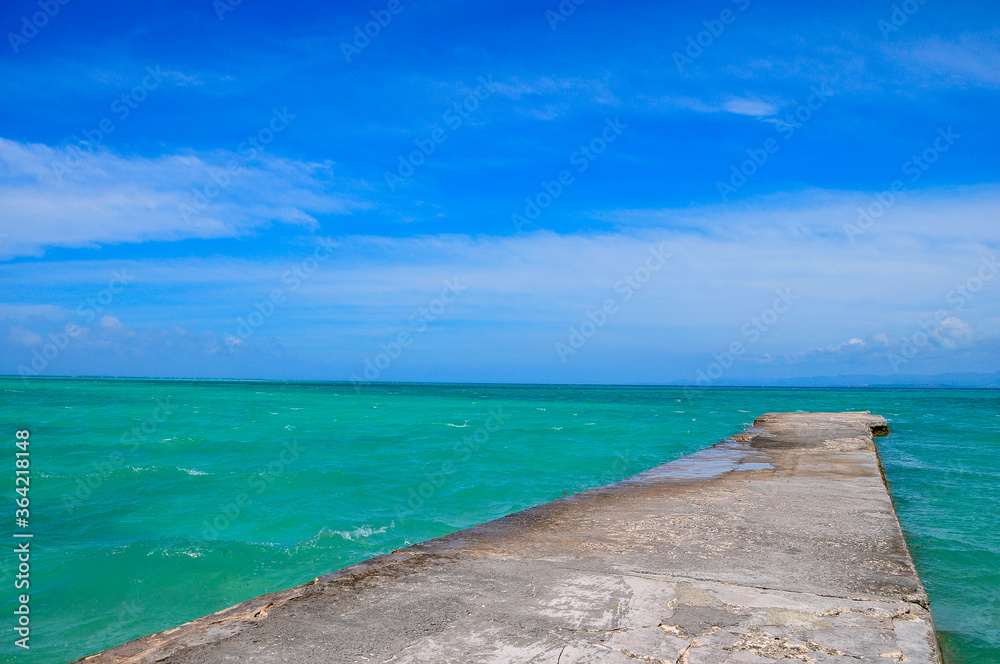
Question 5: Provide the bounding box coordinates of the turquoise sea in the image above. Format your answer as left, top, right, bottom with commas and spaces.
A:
0, 378, 997, 663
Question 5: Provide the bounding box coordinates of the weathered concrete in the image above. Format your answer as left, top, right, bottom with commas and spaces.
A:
79, 412, 941, 663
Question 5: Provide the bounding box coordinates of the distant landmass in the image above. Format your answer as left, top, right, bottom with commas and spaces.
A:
672, 372, 1000, 388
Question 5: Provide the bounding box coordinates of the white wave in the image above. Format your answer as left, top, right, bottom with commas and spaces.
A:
146, 545, 203, 558
323, 522, 394, 542
129, 466, 210, 476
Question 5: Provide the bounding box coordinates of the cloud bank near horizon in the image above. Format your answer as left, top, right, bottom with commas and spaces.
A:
3, 185, 998, 382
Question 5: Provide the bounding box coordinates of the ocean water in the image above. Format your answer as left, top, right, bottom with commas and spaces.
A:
0, 378, 996, 664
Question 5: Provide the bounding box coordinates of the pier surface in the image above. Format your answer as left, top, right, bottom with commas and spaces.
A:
80, 412, 941, 663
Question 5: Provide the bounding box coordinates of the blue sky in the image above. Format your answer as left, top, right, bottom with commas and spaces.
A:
1, 0, 999, 383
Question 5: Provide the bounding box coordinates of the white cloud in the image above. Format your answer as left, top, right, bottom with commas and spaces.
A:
933, 316, 976, 349
722, 98, 779, 116
640, 95, 780, 116
0, 137, 367, 258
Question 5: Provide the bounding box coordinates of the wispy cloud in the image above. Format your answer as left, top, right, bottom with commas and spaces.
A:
0, 138, 367, 258
493, 75, 619, 103
492, 75, 620, 119
884, 32, 1000, 90
722, 98, 779, 116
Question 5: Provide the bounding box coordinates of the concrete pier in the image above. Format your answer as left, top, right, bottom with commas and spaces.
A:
79, 412, 941, 663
